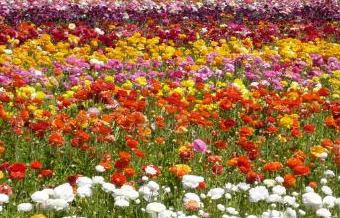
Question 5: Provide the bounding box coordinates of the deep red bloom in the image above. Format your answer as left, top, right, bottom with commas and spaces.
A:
9, 163, 26, 172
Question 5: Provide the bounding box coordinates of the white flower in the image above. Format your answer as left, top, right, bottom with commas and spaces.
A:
94, 28, 104, 35
44, 198, 69, 211
305, 186, 314, 193
283, 196, 296, 206
217, 204, 225, 211
3, 49, 12, 55
302, 192, 322, 210
17, 203, 33, 212
147, 181, 160, 191
31, 191, 49, 203
237, 182, 250, 191
225, 193, 232, 199
266, 194, 282, 203
95, 165, 106, 172
53, 183, 74, 202
183, 193, 200, 204
114, 199, 129, 207
272, 185, 286, 196
164, 187, 171, 193
146, 202, 166, 214
145, 166, 157, 175
246, 216, 258, 218
260, 210, 284, 218
68, 23, 76, 30
323, 196, 336, 208
320, 178, 328, 185
89, 58, 104, 66
77, 186, 92, 198
298, 210, 306, 216
207, 188, 225, 200
316, 208, 331, 218
92, 176, 105, 184
263, 179, 276, 187
102, 183, 116, 193
324, 170, 335, 178
226, 207, 238, 215
182, 175, 204, 189
275, 176, 284, 184
113, 185, 139, 200
249, 186, 269, 203
321, 186, 332, 196
0, 194, 9, 204
158, 210, 176, 218
285, 207, 297, 218
77, 177, 93, 187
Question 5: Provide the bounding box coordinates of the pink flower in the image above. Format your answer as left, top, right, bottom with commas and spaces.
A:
193, 139, 207, 153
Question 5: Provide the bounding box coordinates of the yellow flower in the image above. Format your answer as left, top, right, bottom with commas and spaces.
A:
30, 215, 47, 218
0, 171, 4, 179
135, 77, 147, 86
279, 115, 294, 129
311, 146, 328, 158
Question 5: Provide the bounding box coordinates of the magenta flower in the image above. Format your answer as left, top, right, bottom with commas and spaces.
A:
193, 139, 207, 153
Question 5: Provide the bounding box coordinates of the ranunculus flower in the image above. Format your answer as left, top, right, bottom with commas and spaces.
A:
193, 139, 207, 153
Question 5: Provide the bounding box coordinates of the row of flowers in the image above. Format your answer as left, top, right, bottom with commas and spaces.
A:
1, 0, 340, 24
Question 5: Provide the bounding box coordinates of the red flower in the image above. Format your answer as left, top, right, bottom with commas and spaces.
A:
246, 171, 264, 184
0, 162, 11, 171
303, 124, 315, 133
111, 173, 127, 187
9, 171, 25, 180
0, 184, 12, 195
30, 160, 43, 170
39, 169, 53, 178
126, 139, 139, 149
212, 165, 223, 175
9, 163, 26, 172
293, 165, 311, 176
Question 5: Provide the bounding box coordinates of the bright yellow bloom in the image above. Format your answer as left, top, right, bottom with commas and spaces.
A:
311, 146, 328, 158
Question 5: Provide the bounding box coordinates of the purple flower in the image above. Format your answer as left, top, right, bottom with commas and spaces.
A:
193, 139, 207, 153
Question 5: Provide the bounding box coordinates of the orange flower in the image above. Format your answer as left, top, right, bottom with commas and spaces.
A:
238, 127, 254, 137
286, 157, 303, 169
309, 181, 317, 189
321, 139, 333, 149
119, 151, 131, 161
293, 150, 306, 161
99, 161, 112, 170
124, 167, 135, 177
155, 137, 165, 145
169, 164, 191, 178
263, 162, 283, 172
49, 131, 64, 147
226, 157, 238, 167
283, 174, 296, 188
214, 140, 228, 149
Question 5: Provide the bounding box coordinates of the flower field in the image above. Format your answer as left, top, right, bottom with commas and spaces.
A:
2, 0, 340, 217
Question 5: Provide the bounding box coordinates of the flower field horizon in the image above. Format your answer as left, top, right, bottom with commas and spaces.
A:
1, 0, 340, 218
